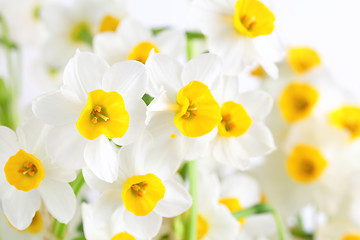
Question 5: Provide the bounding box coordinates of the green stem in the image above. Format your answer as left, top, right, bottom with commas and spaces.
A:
0, 15, 19, 130
186, 37, 196, 61
52, 171, 85, 239
70, 170, 85, 197
186, 32, 206, 40
233, 203, 287, 240
185, 161, 198, 240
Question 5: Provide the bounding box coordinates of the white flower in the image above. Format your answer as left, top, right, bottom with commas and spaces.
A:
33, 51, 147, 182
82, 203, 150, 240
191, 0, 283, 77
40, 0, 127, 69
315, 218, 360, 240
0, 117, 76, 230
94, 19, 185, 65
196, 171, 239, 240
83, 133, 192, 238
1, 0, 47, 46
210, 76, 275, 170
253, 117, 352, 218
218, 173, 277, 239
0, 207, 43, 239
145, 53, 223, 160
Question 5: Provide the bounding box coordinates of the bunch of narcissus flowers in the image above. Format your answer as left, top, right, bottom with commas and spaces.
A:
0, 0, 360, 239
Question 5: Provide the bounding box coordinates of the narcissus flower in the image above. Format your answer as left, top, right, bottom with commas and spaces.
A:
83, 134, 191, 238
146, 53, 222, 160
191, 0, 283, 77
253, 117, 352, 218
94, 19, 185, 65
41, 0, 127, 70
33, 51, 147, 182
210, 77, 275, 170
82, 203, 149, 240
0, 118, 76, 231
196, 171, 239, 240
219, 173, 277, 239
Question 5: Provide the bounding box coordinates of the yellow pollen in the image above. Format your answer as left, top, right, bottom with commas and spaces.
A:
218, 101, 252, 137
342, 234, 360, 240
111, 232, 136, 240
99, 15, 120, 33
174, 81, 221, 138
5, 149, 45, 192
287, 47, 321, 74
122, 174, 165, 216
251, 65, 266, 78
76, 90, 129, 140
278, 82, 319, 122
197, 214, 209, 239
127, 41, 160, 64
219, 197, 245, 225
286, 145, 327, 183
170, 134, 177, 138
233, 0, 275, 38
329, 106, 360, 140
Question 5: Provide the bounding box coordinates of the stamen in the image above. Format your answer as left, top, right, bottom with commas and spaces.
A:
182, 101, 198, 119
221, 114, 236, 132
131, 182, 148, 198
91, 105, 110, 123
18, 161, 38, 176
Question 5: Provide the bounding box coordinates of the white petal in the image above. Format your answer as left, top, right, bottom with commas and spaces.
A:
82, 203, 110, 240
41, 4, 72, 34
93, 33, 127, 65
208, 31, 250, 76
16, 116, 51, 159
112, 99, 146, 146
234, 123, 276, 158
0, 126, 19, 166
181, 53, 222, 88
102, 60, 147, 100
2, 190, 41, 230
121, 209, 162, 238
153, 29, 185, 58
84, 135, 119, 183
82, 167, 114, 192
94, 189, 122, 223
221, 174, 261, 208
46, 124, 87, 170
205, 205, 239, 239
182, 130, 215, 160
145, 53, 183, 98
120, 133, 181, 180
237, 90, 273, 121
63, 51, 109, 102
42, 37, 78, 70
154, 178, 192, 217
32, 91, 83, 126
37, 180, 76, 223
43, 163, 77, 183
116, 19, 152, 46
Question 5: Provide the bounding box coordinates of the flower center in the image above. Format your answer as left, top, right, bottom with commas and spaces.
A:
127, 41, 160, 64
218, 101, 252, 137
111, 232, 136, 240
76, 89, 130, 140
90, 105, 110, 124
286, 145, 327, 183
342, 234, 360, 240
219, 197, 245, 225
329, 106, 360, 139
174, 81, 221, 138
197, 214, 209, 239
233, 0, 275, 38
71, 22, 93, 45
4, 149, 45, 192
99, 15, 120, 32
287, 47, 321, 74
122, 174, 165, 216
278, 82, 319, 122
